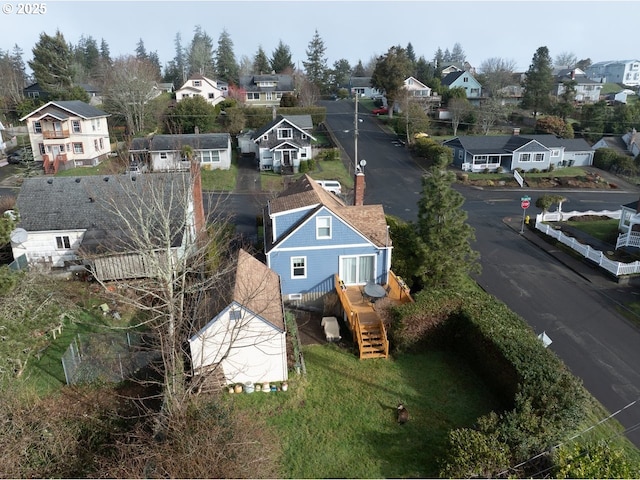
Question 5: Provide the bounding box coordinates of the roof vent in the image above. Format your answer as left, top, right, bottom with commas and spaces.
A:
47, 179, 53, 184
75, 178, 81, 183
103, 177, 109, 182
131, 176, 137, 181
89, 197, 95, 203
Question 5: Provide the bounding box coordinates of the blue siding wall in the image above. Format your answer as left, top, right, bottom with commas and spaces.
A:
273, 208, 313, 241
278, 209, 372, 249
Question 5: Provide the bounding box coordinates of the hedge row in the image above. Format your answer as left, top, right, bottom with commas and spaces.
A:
391, 287, 589, 477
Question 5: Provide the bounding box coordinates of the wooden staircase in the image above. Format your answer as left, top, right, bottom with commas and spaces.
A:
358, 321, 388, 359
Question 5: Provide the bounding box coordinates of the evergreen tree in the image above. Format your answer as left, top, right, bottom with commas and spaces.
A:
331, 59, 351, 90
147, 51, 162, 80
352, 60, 366, 77
163, 32, 187, 87
303, 29, 329, 92
135, 38, 148, 59
164, 94, 216, 134
215, 29, 239, 85
253, 46, 271, 74
406, 42, 417, 75
443, 48, 452, 63
415, 153, 479, 288
522, 46, 554, 117
0, 45, 27, 112
371, 45, 412, 118
451, 43, 466, 63
188, 25, 215, 77
100, 38, 111, 65
270, 40, 294, 74
29, 30, 74, 98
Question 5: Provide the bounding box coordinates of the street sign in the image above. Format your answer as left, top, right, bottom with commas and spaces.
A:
521, 195, 531, 209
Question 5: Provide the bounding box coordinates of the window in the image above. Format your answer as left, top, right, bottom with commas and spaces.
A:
193, 80, 201, 87
266, 92, 273, 101
33, 121, 42, 133
262, 135, 268, 141
73, 143, 84, 154
38, 143, 45, 155
99, 138, 104, 150
56, 236, 71, 249
520, 153, 531, 162
340, 255, 375, 285
208, 92, 215, 99
534, 153, 544, 162
291, 257, 306, 278
94, 139, 99, 150
458, 150, 463, 159
463, 77, 469, 82
247, 92, 260, 100
229, 310, 241, 321
550, 149, 560, 157
316, 216, 331, 239
277, 128, 293, 139
72, 120, 81, 133
301, 133, 307, 140
160, 152, 167, 159
200, 150, 220, 163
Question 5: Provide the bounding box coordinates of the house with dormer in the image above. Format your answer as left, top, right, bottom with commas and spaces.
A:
238, 74, 295, 107
175, 75, 225, 106
251, 115, 316, 174
443, 134, 594, 172
263, 174, 392, 305
19, 100, 111, 174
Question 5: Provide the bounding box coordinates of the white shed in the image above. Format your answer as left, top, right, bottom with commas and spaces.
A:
189, 249, 288, 385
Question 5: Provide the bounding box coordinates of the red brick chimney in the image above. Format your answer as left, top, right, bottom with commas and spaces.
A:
354, 171, 365, 206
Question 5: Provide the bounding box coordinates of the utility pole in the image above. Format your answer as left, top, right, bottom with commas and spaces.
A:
354, 93, 359, 174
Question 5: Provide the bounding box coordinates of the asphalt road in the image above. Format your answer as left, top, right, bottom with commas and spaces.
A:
323, 98, 640, 447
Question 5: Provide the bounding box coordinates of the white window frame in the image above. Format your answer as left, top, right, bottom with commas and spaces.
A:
229, 309, 241, 321
55, 235, 71, 249
200, 150, 221, 163
247, 92, 260, 100
33, 121, 42, 133
193, 80, 201, 87
534, 153, 544, 162
520, 153, 531, 162
316, 216, 332, 239
72, 120, 81, 133
550, 149, 560, 157
277, 128, 293, 140
266, 92, 273, 101
73, 142, 83, 154
160, 152, 167, 159
291, 256, 307, 279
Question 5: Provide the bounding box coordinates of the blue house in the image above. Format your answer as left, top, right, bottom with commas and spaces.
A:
263, 174, 391, 306
443, 134, 594, 173
442, 71, 483, 105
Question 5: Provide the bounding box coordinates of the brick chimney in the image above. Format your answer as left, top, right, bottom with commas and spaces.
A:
190, 160, 206, 242
353, 171, 365, 206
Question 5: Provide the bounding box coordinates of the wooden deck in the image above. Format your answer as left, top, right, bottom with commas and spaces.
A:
335, 273, 413, 359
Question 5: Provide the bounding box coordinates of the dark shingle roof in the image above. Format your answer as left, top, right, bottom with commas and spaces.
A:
441, 71, 465, 87
16, 173, 191, 252
238, 74, 294, 92
251, 115, 314, 140
130, 134, 230, 152
444, 135, 593, 154
20, 100, 109, 122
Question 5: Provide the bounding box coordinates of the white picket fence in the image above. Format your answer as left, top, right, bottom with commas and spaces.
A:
535, 211, 640, 277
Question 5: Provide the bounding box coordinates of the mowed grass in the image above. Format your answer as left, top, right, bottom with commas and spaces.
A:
227, 344, 503, 478
564, 218, 620, 244
260, 159, 352, 193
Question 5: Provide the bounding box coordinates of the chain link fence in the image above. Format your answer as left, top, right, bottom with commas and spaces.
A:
61, 331, 158, 385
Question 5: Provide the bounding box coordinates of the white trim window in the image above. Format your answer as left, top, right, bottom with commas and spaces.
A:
247, 92, 260, 100
160, 152, 167, 159
72, 120, 81, 133
316, 216, 332, 239
550, 149, 560, 157
340, 255, 375, 285
55, 235, 71, 249
277, 128, 293, 140
200, 150, 221, 163
266, 92, 273, 101
520, 153, 531, 162
534, 153, 544, 162
291, 256, 307, 279
73, 143, 84, 154
33, 121, 42, 133
193, 80, 201, 87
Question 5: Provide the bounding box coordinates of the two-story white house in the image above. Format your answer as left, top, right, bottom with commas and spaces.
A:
441, 71, 483, 105
175, 75, 225, 106
586, 60, 640, 87
19, 100, 111, 174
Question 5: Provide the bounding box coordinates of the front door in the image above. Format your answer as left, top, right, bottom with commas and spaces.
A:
282, 150, 291, 166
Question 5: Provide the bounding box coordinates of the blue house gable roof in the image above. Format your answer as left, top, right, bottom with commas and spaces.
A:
263, 174, 391, 300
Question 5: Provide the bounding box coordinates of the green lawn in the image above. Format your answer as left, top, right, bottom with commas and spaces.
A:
201, 162, 238, 191
260, 159, 353, 193
227, 344, 503, 478
564, 218, 620, 244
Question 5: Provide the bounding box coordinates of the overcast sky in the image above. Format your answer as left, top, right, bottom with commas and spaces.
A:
3, 0, 640, 76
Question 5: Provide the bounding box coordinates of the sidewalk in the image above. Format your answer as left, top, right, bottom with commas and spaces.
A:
502, 216, 639, 289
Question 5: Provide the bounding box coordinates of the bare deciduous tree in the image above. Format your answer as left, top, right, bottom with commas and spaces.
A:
554, 51, 578, 69
478, 57, 517, 98
476, 98, 509, 135
103, 55, 159, 136
448, 98, 470, 136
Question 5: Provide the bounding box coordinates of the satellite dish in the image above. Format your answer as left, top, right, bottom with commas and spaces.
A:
10, 228, 28, 245
359, 159, 367, 167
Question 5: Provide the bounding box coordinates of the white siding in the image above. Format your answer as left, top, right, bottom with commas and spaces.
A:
11, 230, 85, 267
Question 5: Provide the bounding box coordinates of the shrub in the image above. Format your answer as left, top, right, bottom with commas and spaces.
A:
299, 160, 309, 173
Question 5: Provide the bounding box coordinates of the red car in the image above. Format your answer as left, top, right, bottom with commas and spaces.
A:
372, 107, 388, 115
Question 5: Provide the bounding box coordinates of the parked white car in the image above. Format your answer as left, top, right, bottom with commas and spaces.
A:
315, 180, 342, 195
